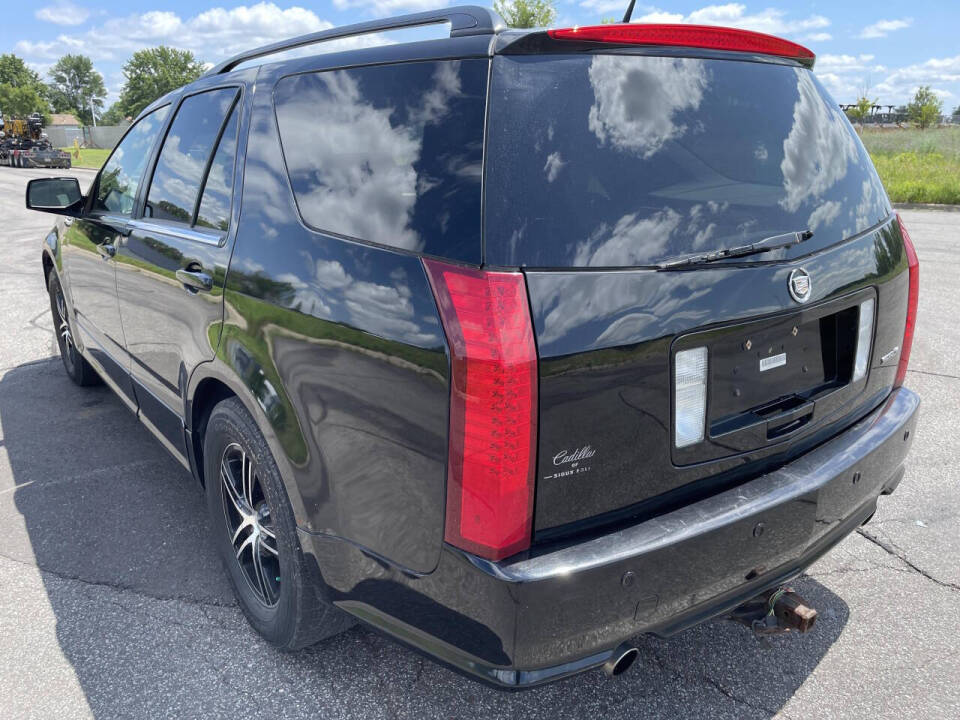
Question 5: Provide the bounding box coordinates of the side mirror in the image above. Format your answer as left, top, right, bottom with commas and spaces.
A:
26, 177, 83, 217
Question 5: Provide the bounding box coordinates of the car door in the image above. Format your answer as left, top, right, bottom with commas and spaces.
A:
115, 84, 245, 458
62, 105, 170, 403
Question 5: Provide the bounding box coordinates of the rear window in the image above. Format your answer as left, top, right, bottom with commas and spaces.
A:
485, 54, 891, 268
274, 59, 487, 263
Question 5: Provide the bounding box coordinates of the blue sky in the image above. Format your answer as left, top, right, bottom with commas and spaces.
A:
4, 1, 959, 109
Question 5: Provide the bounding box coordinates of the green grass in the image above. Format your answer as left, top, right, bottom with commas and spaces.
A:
59, 147, 110, 170
861, 126, 960, 204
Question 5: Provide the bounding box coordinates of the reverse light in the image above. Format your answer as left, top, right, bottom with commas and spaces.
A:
853, 297, 875, 382
547, 24, 815, 67
895, 213, 919, 387
423, 259, 538, 562
675, 346, 708, 448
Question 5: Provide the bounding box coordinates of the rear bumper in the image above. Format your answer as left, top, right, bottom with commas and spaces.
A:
301, 387, 919, 688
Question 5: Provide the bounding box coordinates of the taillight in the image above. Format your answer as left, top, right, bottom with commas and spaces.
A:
895, 213, 919, 388
423, 259, 538, 561
547, 24, 815, 67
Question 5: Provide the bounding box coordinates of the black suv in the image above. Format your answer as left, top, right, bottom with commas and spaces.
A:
27, 6, 919, 687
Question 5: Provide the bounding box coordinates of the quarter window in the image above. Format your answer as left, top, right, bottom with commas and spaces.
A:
93, 105, 170, 215
196, 108, 240, 231
145, 88, 239, 226
274, 60, 487, 263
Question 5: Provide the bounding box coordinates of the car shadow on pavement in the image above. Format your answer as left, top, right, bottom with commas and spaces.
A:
1, 352, 850, 719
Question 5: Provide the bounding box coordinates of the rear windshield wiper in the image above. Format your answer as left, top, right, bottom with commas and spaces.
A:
656, 230, 814, 270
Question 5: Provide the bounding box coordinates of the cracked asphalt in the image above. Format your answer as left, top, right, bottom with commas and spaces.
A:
0, 166, 958, 719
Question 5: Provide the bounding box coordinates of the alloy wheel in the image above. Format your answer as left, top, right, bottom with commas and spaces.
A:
55, 288, 73, 351
219, 442, 281, 607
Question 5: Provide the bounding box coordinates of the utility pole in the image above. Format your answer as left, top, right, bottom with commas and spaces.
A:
89, 95, 97, 127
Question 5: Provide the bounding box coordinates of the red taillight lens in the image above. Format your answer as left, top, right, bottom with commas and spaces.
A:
547, 24, 815, 66
424, 259, 538, 561
895, 213, 919, 388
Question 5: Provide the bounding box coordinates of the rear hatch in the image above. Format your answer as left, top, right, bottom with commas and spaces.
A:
485, 33, 912, 540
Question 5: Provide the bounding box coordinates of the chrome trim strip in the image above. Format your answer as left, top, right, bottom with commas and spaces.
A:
128, 219, 224, 246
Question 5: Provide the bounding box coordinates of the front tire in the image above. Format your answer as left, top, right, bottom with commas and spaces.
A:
203, 397, 353, 650
47, 272, 100, 386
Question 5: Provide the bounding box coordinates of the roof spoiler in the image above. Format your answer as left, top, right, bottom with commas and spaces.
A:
205, 5, 505, 76
501, 23, 815, 69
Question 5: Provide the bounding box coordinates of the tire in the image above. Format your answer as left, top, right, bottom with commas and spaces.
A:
47, 272, 100, 386
204, 397, 353, 650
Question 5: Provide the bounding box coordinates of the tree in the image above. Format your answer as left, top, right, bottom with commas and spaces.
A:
0, 83, 47, 117
846, 93, 877, 132
47, 54, 106, 125
100, 102, 128, 126
493, 0, 557, 28
117, 47, 204, 119
906, 85, 943, 130
0, 54, 44, 89
0, 53, 49, 118
953, 105, 960, 118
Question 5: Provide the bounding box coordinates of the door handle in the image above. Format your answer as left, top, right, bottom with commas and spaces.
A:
97, 243, 116, 259
176, 264, 213, 293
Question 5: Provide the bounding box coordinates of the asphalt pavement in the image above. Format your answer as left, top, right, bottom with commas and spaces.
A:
0, 166, 957, 719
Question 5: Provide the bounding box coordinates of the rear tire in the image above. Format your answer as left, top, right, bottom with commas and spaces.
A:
203, 397, 353, 650
47, 272, 100, 386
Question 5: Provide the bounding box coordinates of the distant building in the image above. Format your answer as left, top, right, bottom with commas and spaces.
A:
48, 113, 81, 129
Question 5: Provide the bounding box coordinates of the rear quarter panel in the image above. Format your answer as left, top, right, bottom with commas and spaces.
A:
216, 60, 453, 574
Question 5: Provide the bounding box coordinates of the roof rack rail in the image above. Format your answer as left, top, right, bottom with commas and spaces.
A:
206, 5, 505, 76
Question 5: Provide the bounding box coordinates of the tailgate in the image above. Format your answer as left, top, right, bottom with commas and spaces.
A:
483, 51, 911, 537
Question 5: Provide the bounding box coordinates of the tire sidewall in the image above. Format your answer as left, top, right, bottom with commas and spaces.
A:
203, 399, 300, 642
47, 272, 79, 381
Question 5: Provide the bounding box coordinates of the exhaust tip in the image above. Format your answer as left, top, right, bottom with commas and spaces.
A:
603, 644, 639, 677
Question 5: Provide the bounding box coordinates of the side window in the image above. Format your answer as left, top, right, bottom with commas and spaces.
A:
195, 108, 240, 231
273, 60, 487, 263
93, 105, 170, 215
145, 88, 239, 226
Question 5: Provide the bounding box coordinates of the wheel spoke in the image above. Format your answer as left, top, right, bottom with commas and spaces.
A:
241, 451, 255, 507
231, 516, 254, 546
220, 460, 245, 515
259, 532, 279, 556
235, 531, 256, 561
252, 537, 272, 603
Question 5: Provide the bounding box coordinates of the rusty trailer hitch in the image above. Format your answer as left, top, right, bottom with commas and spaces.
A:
730, 587, 818, 637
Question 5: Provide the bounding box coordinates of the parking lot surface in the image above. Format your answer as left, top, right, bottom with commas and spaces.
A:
0, 166, 957, 719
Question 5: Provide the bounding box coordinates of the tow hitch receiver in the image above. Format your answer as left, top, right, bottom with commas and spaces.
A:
730, 587, 818, 636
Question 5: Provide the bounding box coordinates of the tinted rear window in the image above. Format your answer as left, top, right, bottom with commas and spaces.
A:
274, 59, 487, 263
485, 54, 891, 268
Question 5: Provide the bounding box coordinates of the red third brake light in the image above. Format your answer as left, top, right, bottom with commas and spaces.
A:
547, 24, 815, 67
423, 259, 538, 561
895, 213, 920, 388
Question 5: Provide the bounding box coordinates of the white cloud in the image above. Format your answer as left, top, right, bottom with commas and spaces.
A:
14, 2, 386, 64
543, 152, 566, 182
634, 4, 830, 37
816, 53, 880, 73
873, 55, 960, 102
35, 1, 90, 26
815, 50, 960, 104
803, 32, 832, 42
586, 55, 708, 158
780, 68, 858, 213
857, 18, 912, 39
